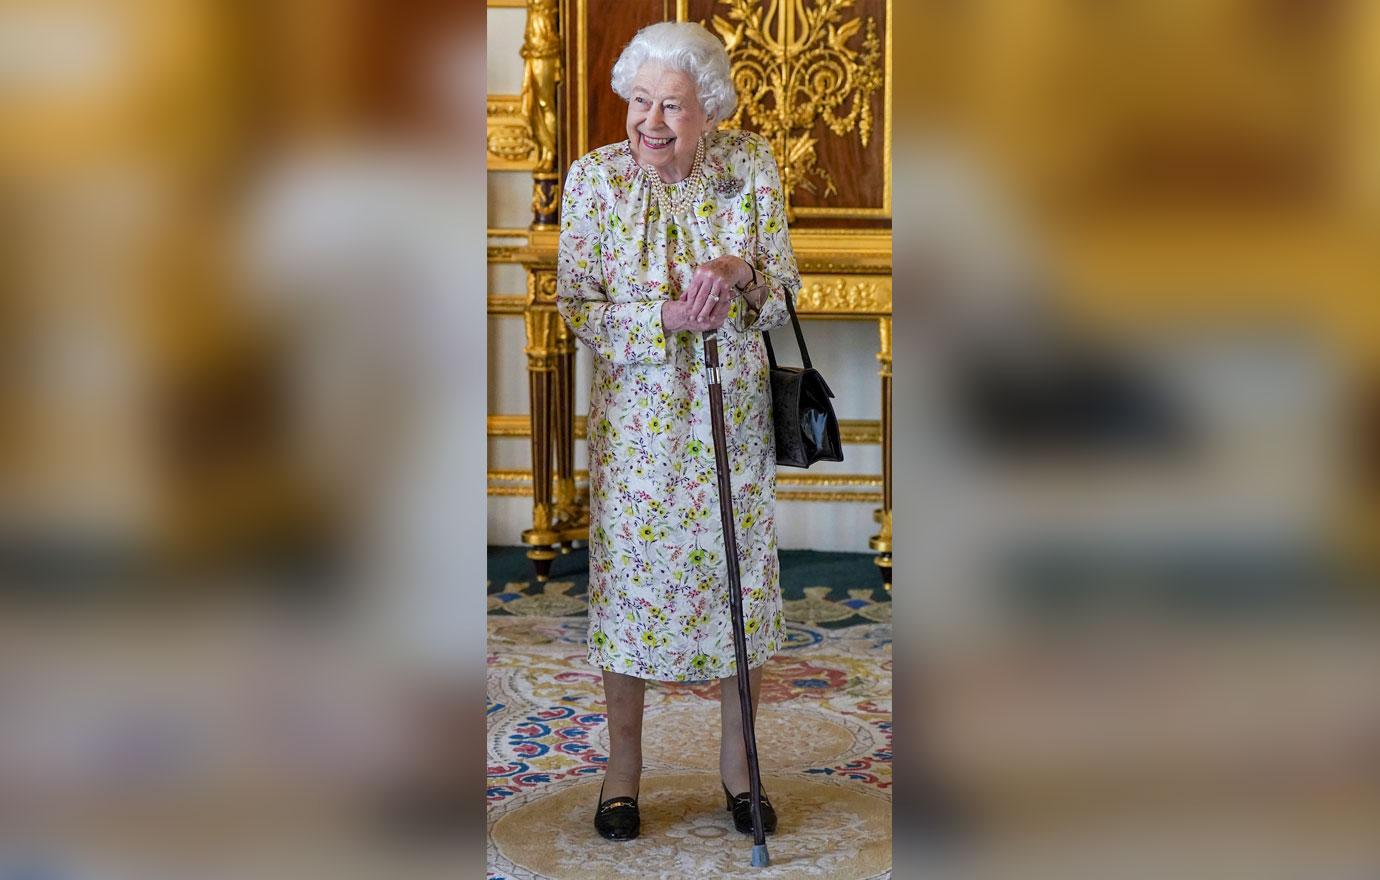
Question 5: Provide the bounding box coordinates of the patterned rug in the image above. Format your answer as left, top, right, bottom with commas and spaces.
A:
487, 615, 892, 879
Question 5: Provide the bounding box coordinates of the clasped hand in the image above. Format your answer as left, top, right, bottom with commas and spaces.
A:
661, 256, 756, 333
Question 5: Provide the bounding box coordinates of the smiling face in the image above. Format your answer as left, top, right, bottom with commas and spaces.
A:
626, 63, 713, 183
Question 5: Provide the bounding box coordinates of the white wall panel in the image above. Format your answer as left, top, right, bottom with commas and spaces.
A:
486, 8, 526, 95
487, 316, 531, 414
488, 172, 536, 228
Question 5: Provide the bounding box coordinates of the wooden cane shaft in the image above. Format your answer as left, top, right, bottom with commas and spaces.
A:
702, 333, 769, 846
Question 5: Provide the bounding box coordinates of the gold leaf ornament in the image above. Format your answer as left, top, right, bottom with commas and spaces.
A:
710, 0, 883, 210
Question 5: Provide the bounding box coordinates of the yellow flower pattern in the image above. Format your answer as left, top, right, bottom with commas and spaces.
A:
555, 131, 798, 680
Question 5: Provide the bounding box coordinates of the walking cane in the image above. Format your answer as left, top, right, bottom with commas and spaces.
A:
702, 329, 770, 868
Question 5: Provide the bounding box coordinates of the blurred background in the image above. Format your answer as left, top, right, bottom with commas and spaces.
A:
893, 1, 1380, 876
1, 0, 489, 876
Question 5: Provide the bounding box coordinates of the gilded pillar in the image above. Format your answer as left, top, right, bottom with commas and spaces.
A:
519, 0, 584, 578
522, 0, 562, 228
869, 316, 892, 587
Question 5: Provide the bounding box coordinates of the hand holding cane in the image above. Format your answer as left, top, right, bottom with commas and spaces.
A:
702, 328, 771, 868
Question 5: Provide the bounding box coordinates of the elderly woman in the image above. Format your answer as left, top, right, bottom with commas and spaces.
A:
556, 21, 798, 841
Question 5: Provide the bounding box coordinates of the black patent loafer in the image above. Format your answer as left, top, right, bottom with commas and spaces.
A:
594, 783, 640, 840
723, 782, 777, 835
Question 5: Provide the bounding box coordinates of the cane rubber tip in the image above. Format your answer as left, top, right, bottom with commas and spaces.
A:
751, 844, 770, 867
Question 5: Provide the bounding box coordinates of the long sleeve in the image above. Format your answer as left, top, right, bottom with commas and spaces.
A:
556, 157, 669, 366
732, 133, 799, 335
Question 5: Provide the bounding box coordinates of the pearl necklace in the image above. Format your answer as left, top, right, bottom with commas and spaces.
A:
640, 136, 706, 218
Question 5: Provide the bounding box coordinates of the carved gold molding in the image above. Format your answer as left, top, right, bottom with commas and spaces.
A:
780, 474, 882, 488
488, 95, 538, 170
796, 275, 891, 316
489, 295, 526, 315
488, 414, 882, 444
783, 228, 892, 273
780, 490, 883, 503
489, 227, 530, 264
489, 468, 881, 502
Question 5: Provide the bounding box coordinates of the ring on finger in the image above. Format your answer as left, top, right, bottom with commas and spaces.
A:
707, 293, 720, 302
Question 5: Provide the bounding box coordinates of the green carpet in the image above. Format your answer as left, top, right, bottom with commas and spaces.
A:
487, 545, 890, 628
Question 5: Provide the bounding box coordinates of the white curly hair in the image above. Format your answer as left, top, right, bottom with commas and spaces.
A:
610, 21, 737, 122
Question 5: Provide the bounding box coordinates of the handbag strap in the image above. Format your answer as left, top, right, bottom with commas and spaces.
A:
761, 287, 812, 370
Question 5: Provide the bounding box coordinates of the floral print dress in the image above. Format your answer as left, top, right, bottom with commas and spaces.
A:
556, 130, 799, 682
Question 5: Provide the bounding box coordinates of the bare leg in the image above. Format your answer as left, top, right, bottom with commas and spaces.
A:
601, 669, 645, 800
719, 665, 764, 794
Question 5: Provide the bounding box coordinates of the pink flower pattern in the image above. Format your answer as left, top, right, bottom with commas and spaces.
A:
556, 130, 798, 681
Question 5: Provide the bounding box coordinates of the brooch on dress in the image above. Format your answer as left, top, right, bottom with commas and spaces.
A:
714, 176, 743, 197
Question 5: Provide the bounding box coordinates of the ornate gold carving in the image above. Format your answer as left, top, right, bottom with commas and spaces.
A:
531, 173, 561, 223
711, 0, 884, 212
796, 275, 891, 315
490, 469, 881, 503
780, 490, 883, 504
869, 508, 891, 553
487, 95, 537, 170
524, 272, 561, 370
528, 269, 559, 306
877, 315, 892, 378
520, 0, 562, 174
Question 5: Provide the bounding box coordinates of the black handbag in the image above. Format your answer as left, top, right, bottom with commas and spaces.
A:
763, 293, 844, 467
